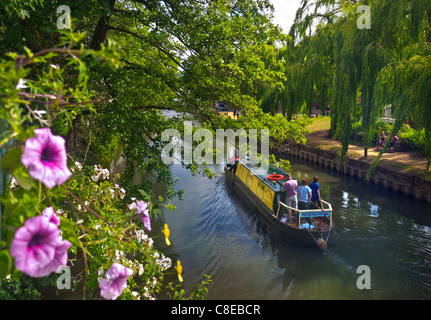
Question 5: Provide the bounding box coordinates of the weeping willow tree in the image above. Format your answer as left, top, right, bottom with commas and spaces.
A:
366, 0, 431, 175
277, 0, 431, 176
372, 34, 431, 175
260, 18, 335, 120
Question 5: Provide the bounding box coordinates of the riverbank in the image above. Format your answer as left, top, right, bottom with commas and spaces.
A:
273, 117, 431, 203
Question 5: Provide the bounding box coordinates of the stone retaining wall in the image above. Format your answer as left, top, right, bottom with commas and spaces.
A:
272, 143, 431, 203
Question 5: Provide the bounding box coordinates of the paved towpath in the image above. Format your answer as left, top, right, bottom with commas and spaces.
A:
304, 125, 429, 176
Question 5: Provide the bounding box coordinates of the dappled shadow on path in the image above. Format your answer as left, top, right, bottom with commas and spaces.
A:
305, 129, 429, 173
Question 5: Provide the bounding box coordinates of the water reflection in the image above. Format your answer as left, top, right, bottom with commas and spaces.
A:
158, 158, 431, 300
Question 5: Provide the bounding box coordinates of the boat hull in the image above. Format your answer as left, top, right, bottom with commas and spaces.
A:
225, 167, 335, 247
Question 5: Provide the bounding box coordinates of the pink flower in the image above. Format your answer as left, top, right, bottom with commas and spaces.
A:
9, 212, 71, 278
137, 201, 151, 231
42, 206, 60, 226
21, 128, 72, 188
99, 263, 133, 300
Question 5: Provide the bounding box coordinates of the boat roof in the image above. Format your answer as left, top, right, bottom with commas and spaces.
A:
238, 159, 295, 193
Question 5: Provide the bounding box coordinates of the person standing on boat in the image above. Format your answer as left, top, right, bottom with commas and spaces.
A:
297, 178, 312, 225
309, 176, 322, 208
228, 159, 239, 174
281, 173, 298, 222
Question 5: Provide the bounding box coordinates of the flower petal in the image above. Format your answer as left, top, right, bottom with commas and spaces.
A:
42, 206, 60, 226
10, 215, 69, 278
21, 128, 71, 188
21, 138, 42, 168
37, 239, 72, 277
99, 263, 133, 300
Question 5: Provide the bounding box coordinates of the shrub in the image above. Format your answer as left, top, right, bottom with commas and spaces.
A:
349, 121, 364, 143
372, 121, 393, 142
398, 124, 426, 153
348, 120, 394, 146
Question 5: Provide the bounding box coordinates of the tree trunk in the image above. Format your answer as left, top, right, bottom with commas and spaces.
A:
89, 0, 117, 50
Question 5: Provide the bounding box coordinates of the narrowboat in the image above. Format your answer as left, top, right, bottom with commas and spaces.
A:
225, 159, 335, 250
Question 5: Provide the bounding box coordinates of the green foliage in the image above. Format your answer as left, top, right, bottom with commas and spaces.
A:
0, 273, 44, 300
167, 274, 212, 300
266, 0, 431, 172
0, 0, 321, 300
399, 124, 427, 153
349, 120, 394, 145
0, 36, 207, 300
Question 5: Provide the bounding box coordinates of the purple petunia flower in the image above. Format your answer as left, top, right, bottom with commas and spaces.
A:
42, 206, 60, 226
136, 201, 151, 231
99, 263, 133, 300
9, 213, 71, 278
21, 127, 72, 188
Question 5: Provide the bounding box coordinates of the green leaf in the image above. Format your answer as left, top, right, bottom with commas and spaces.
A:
1, 148, 22, 173
59, 217, 80, 248
0, 250, 13, 279
23, 46, 33, 58
12, 165, 34, 191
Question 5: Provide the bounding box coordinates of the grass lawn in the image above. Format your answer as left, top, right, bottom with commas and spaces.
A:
305, 116, 331, 133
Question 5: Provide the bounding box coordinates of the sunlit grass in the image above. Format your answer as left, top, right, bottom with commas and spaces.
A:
305, 116, 331, 133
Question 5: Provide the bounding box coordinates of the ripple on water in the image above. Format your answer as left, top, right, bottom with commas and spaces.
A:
161, 162, 431, 299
